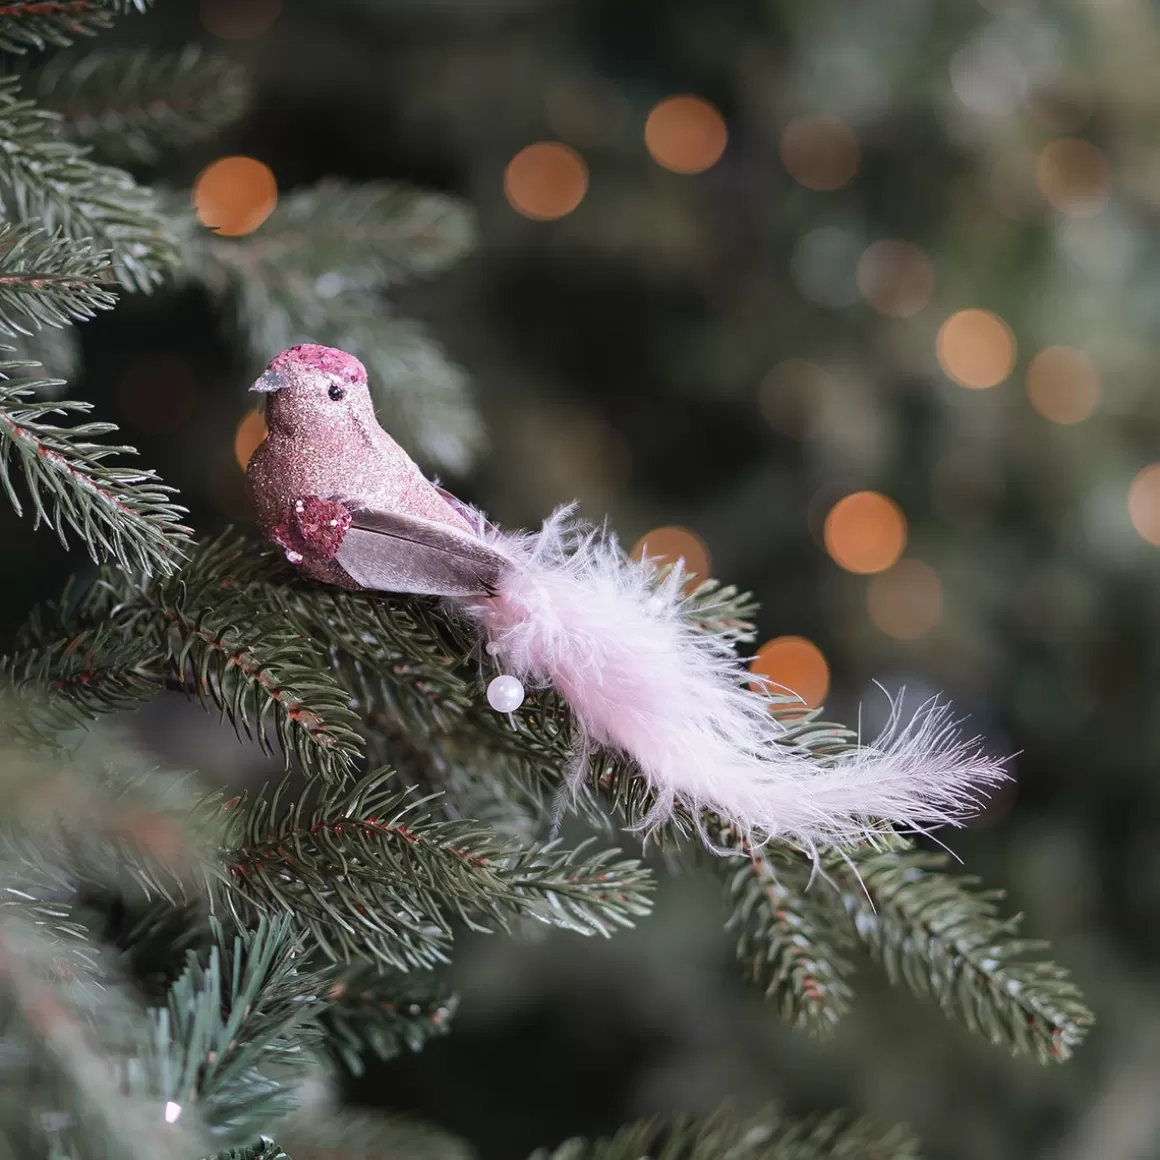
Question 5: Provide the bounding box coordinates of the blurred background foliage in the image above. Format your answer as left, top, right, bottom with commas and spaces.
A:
2, 0, 1157, 1156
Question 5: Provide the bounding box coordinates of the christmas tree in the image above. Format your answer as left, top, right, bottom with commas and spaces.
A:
0, 2, 1109, 1158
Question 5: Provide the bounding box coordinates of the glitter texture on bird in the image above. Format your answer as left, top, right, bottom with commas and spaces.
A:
246, 344, 1006, 854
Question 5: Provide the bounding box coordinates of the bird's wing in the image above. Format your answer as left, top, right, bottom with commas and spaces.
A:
335, 506, 508, 598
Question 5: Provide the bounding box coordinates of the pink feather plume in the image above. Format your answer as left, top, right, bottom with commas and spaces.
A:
462, 507, 1006, 850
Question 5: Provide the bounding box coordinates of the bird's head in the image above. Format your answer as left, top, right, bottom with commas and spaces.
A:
251, 344, 375, 436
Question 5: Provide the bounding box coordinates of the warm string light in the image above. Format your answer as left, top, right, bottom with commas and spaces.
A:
200, 0, 281, 38
193, 157, 278, 236
504, 142, 588, 220
936, 309, 1016, 389
823, 491, 907, 574
644, 95, 728, 174
1128, 465, 1160, 545
867, 559, 943, 639
779, 115, 860, 191
1035, 138, 1110, 216
1026, 346, 1100, 424
748, 636, 829, 710
856, 240, 935, 318
234, 408, 268, 470
631, 525, 711, 588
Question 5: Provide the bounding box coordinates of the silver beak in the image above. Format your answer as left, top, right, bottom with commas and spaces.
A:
251, 369, 288, 393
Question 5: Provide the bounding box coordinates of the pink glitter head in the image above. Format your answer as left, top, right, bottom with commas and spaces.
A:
269, 344, 367, 384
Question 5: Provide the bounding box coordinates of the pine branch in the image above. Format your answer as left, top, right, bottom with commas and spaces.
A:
0, 728, 212, 904
0, 224, 117, 335
531, 1106, 921, 1160
0, 902, 209, 1160
160, 537, 366, 782
142, 916, 324, 1142
0, 0, 148, 54
218, 771, 653, 970
318, 961, 456, 1075
821, 846, 1094, 1064
216, 179, 477, 286
0, 362, 191, 576
10, 312, 80, 378
0, 75, 177, 291
724, 843, 856, 1038
36, 46, 250, 165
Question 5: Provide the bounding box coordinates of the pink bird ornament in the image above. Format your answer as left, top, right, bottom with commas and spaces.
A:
246, 344, 1005, 852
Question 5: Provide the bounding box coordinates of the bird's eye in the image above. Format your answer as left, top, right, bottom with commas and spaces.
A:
328, 384, 345, 401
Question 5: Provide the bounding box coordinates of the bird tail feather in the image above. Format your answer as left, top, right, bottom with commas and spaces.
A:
462, 506, 1006, 850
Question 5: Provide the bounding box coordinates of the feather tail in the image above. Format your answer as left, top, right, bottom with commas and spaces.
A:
462, 507, 1006, 850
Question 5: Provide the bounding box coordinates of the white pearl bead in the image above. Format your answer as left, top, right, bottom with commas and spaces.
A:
486, 674, 525, 713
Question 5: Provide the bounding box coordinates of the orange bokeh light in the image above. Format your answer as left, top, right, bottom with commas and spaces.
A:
1035, 138, 1110, 216
749, 636, 830, 710
234, 408, 268, 470
779, 115, 860, 191
631, 525, 711, 582
193, 156, 278, 236
644, 95, 728, 174
504, 142, 589, 220
936, 309, 1016, 389
201, 0, 281, 38
1026, 346, 1100, 424
1129, 465, 1160, 546
856, 240, 935, 318
867, 559, 943, 639
823, 491, 907, 575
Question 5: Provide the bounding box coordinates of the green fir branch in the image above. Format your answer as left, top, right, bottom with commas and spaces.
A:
0, 364, 190, 575
0, 0, 148, 54
159, 538, 366, 781
0, 75, 177, 290
36, 46, 250, 165
531, 1106, 921, 1160
141, 916, 323, 1142
318, 961, 457, 1075
218, 771, 653, 970
822, 846, 1095, 1064
0, 903, 209, 1160
0, 224, 117, 335
724, 843, 856, 1038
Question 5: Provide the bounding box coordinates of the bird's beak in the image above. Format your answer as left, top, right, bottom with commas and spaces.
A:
251, 369, 288, 393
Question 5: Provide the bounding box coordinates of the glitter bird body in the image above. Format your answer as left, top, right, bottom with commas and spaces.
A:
246, 344, 1005, 853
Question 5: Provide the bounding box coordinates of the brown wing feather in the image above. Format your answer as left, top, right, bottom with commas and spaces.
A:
334, 507, 508, 597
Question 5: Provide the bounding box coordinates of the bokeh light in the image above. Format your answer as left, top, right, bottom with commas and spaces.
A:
936, 309, 1016, 389
1128, 465, 1160, 545
193, 157, 278, 236
644, 95, 727, 174
1035, 138, 1110, 216
631, 525, 711, 582
867, 559, 943, 639
115, 354, 197, 435
234, 408, 268, 471
1026, 346, 1100, 424
749, 636, 829, 710
779, 115, 860, 191
758, 359, 827, 436
201, 0, 281, 38
504, 143, 589, 220
824, 491, 907, 574
856, 240, 935, 318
